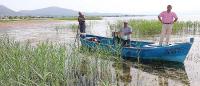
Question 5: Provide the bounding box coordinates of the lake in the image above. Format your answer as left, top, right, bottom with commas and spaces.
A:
0, 16, 200, 86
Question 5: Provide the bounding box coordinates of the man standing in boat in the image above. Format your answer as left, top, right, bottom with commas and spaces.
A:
158, 5, 178, 45
78, 12, 86, 33
120, 21, 132, 47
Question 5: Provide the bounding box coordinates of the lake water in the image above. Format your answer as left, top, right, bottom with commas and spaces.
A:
0, 16, 200, 86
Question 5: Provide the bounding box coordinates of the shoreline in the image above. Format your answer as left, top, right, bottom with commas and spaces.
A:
0, 19, 65, 30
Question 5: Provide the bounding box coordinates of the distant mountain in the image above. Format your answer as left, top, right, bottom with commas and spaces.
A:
19, 7, 78, 17
85, 12, 123, 16
19, 6, 123, 17
0, 5, 124, 17
0, 5, 19, 16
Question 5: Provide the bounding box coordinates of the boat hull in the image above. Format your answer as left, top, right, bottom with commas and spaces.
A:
80, 34, 193, 63
122, 43, 192, 62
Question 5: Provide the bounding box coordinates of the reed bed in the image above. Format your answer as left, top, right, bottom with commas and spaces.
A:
54, 22, 95, 33
0, 36, 68, 85
0, 35, 122, 86
54, 24, 78, 32
0, 34, 195, 85
108, 19, 200, 37
65, 46, 116, 86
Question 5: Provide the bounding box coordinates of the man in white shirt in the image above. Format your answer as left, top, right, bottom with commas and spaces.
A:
120, 22, 132, 47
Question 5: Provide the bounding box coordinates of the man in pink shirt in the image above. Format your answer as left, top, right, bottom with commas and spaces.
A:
158, 5, 178, 45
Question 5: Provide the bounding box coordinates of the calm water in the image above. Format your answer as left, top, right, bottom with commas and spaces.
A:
0, 16, 200, 86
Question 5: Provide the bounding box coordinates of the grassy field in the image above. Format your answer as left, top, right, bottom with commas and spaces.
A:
108, 19, 200, 37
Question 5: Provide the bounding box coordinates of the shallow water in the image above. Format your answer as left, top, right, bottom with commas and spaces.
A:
0, 17, 200, 86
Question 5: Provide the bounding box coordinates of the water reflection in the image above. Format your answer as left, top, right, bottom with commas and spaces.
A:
73, 45, 191, 86
113, 61, 132, 86
77, 58, 94, 86
112, 60, 189, 86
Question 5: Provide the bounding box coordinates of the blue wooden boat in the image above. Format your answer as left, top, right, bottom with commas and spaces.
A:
80, 34, 193, 63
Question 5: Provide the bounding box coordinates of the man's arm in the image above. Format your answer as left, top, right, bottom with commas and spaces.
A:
126, 28, 132, 35
125, 32, 132, 35
173, 18, 178, 23
78, 16, 85, 22
78, 17, 81, 22
158, 16, 162, 23
173, 12, 178, 23
128, 29, 132, 34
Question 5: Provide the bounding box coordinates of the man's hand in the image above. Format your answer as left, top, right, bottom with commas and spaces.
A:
173, 18, 178, 23
125, 32, 132, 35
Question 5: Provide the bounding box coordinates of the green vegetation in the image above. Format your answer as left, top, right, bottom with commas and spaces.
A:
109, 19, 200, 37
54, 16, 102, 20
68, 24, 79, 32
0, 36, 68, 85
0, 35, 121, 86
0, 16, 102, 21
54, 24, 78, 33
0, 16, 53, 21
54, 21, 95, 32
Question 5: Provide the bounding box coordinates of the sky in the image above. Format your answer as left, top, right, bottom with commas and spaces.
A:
0, 0, 200, 15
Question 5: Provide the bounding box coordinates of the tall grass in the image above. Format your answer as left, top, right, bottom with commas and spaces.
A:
68, 24, 79, 32
0, 35, 191, 85
0, 35, 122, 86
54, 22, 95, 33
0, 36, 68, 85
65, 47, 117, 86
54, 24, 78, 32
108, 19, 200, 37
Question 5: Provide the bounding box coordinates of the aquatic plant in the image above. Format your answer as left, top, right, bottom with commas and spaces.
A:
0, 35, 121, 86
0, 36, 68, 85
108, 19, 200, 37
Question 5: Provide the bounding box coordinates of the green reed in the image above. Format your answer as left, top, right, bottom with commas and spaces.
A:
54, 24, 78, 33
68, 24, 79, 32
0, 35, 191, 86
54, 22, 94, 33
0, 36, 68, 85
0, 35, 123, 86
108, 19, 200, 37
